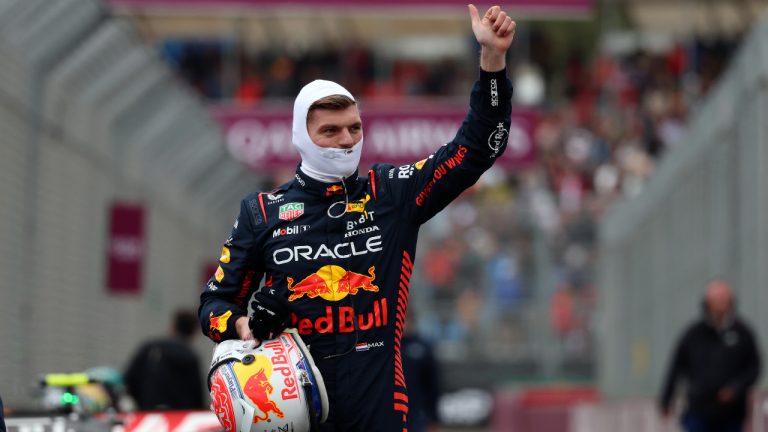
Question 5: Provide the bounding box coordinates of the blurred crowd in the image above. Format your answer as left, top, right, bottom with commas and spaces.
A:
160, 33, 741, 374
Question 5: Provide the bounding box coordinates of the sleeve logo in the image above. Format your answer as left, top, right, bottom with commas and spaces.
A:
220, 246, 231, 264
215, 265, 225, 282
488, 122, 508, 157
209, 310, 233, 334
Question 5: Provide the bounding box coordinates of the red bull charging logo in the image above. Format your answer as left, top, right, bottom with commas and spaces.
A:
287, 265, 378, 302
233, 355, 285, 422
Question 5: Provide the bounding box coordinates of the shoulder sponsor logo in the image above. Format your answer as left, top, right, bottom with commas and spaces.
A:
398, 164, 415, 179
295, 173, 306, 187
272, 225, 310, 238
215, 265, 225, 282
220, 246, 231, 263
224, 236, 233, 247
273, 235, 383, 264
355, 341, 385, 352
233, 217, 239, 230
207, 281, 219, 291
488, 122, 508, 157
278, 202, 304, 221
388, 168, 396, 179
414, 157, 430, 170
209, 310, 233, 334
266, 193, 285, 204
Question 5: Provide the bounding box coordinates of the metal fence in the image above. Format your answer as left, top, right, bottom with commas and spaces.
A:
597, 16, 768, 398
0, 0, 260, 407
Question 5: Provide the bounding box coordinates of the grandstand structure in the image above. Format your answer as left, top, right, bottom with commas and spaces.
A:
0, 0, 259, 407
588, 13, 768, 432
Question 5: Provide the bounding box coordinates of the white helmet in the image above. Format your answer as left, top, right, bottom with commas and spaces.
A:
207, 329, 329, 432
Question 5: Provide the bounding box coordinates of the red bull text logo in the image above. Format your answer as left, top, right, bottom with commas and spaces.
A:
287, 265, 378, 302
291, 298, 388, 336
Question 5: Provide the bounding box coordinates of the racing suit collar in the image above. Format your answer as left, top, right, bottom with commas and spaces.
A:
295, 166, 363, 200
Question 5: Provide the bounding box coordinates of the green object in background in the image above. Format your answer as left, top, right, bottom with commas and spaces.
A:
60, 392, 80, 405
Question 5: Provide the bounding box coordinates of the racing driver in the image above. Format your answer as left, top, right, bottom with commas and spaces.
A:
199, 4, 516, 430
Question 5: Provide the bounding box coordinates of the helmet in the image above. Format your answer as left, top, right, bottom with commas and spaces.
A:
207, 330, 329, 432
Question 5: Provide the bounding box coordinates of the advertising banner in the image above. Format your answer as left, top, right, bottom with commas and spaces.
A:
106, 203, 145, 294
215, 103, 537, 172
112, 0, 591, 15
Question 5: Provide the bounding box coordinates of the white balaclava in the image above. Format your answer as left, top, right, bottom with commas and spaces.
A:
292, 80, 363, 183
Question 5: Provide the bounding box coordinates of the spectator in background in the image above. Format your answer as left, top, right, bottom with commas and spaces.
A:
403, 312, 441, 432
124, 309, 205, 411
0, 393, 6, 432
659, 279, 761, 432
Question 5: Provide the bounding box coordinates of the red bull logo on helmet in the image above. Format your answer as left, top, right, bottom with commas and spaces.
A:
232, 355, 285, 422
287, 265, 378, 302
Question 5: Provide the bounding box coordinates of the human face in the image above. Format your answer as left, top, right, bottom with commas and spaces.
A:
705, 280, 734, 325
307, 105, 363, 149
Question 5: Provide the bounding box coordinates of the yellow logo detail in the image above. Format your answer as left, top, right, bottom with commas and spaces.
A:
220, 246, 231, 264
414, 159, 427, 170
215, 265, 225, 282
346, 194, 371, 214
209, 310, 233, 333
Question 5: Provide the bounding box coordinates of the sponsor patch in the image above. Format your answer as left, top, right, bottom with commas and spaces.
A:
355, 341, 385, 352
415, 146, 468, 206
490, 78, 499, 107
326, 185, 344, 197
279, 203, 304, 221
215, 265, 225, 282
488, 122, 508, 157
344, 225, 380, 239
273, 235, 383, 264
346, 194, 371, 214
219, 246, 231, 264
398, 165, 414, 179
272, 225, 310, 238
286, 265, 378, 302
209, 310, 233, 334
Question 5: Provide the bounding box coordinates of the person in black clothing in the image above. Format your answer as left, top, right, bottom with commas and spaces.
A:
0, 393, 6, 432
403, 314, 440, 432
659, 279, 761, 432
125, 309, 205, 411
198, 4, 515, 430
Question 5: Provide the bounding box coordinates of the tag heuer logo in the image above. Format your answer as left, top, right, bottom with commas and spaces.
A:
279, 203, 304, 221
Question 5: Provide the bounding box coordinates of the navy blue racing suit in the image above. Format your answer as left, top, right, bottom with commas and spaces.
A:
199, 69, 512, 431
